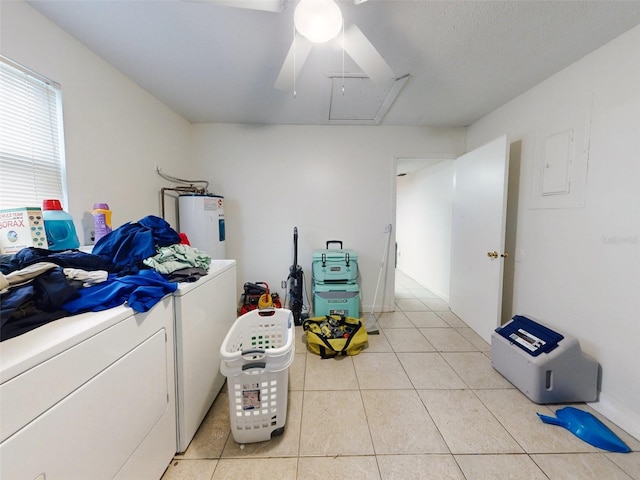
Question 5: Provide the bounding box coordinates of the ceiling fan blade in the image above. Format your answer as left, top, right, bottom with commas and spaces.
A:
274, 36, 313, 91
184, 0, 285, 12
338, 23, 394, 85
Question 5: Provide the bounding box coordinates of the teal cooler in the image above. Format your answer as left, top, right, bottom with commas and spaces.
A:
313, 283, 360, 318
312, 241, 358, 284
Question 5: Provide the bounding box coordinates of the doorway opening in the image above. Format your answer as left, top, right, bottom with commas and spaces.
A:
395, 155, 457, 303
394, 143, 521, 335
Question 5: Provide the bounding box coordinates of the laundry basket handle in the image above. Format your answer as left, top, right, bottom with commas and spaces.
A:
242, 362, 267, 371
241, 349, 266, 360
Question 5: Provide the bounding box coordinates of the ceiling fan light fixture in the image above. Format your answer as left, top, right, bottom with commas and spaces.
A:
294, 0, 343, 43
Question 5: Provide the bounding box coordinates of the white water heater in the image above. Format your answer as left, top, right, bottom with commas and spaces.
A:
178, 194, 226, 259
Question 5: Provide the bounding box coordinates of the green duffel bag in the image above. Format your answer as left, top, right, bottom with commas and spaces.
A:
302, 315, 368, 359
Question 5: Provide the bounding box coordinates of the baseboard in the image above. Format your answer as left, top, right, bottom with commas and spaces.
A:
588, 392, 640, 441
361, 304, 395, 315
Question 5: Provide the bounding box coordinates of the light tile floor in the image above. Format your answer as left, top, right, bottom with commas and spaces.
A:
161, 271, 640, 480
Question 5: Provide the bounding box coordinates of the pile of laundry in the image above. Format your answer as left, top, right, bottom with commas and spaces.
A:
0, 215, 210, 341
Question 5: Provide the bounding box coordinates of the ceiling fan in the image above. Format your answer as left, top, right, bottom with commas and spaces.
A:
195, 0, 395, 91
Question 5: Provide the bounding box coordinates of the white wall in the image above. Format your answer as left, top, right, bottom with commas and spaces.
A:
0, 1, 191, 240
190, 124, 465, 312
468, 25, 640, 439
396, 160, 455, 301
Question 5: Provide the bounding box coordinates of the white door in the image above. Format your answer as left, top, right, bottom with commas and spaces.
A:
449, 135, 510, 344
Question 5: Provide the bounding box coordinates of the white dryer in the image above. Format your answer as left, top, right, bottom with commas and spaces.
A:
0, 298, 177, 480
172, 259, 236, 452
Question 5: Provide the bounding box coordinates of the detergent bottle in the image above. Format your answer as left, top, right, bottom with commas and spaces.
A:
92, 203, 113, 243
42, 199, 80, 251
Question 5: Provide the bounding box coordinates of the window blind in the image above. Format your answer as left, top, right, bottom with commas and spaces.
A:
0, 56, 67, 210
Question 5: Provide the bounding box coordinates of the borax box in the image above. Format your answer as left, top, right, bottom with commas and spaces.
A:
0, 207, 49, 254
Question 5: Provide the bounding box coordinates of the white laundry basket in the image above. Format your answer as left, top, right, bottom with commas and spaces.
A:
220, 308, 295, 443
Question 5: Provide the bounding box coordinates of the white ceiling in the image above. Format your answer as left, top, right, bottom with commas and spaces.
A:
26, 0, 640, 127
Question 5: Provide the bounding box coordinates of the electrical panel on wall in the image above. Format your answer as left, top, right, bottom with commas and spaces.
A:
531, 96, 591, 209
541, 128, 573, 196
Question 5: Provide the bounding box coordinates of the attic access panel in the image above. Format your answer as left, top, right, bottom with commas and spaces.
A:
325, 73, 409, 125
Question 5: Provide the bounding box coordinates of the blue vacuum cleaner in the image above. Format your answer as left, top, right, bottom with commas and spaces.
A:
537, 406, 631, 453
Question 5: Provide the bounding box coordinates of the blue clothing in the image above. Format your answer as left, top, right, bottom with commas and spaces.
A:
1, 216, 181, 340
0, 248, 114, 275
62, 269, 177, 314
92, 215, 181, 271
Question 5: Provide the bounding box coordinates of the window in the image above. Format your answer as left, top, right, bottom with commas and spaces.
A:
0, 55, 67, 210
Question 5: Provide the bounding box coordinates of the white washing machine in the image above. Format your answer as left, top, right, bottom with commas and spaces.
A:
172, 259, 237, 452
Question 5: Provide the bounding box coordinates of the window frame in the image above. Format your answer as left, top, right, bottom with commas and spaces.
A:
0, 55, 69, 211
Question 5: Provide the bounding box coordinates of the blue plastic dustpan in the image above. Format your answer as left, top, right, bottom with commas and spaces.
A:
537, 406, 630, 453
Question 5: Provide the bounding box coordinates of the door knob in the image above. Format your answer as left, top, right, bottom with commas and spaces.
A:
487, 251, 498, 258
501, 252, 509, 258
